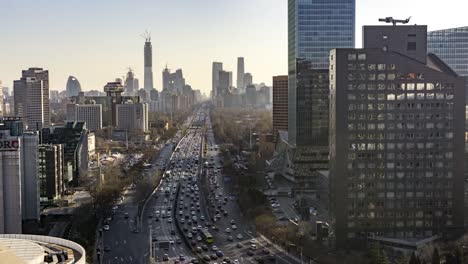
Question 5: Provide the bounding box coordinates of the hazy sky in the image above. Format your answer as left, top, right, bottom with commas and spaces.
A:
1, 0, 467, 95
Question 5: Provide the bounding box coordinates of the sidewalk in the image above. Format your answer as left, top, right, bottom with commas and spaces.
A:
259, 233, 316, 264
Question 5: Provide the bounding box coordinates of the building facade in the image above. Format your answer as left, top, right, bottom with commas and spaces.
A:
13, 68, 51, 130
39, 144, 64, 201
0, 120, 39, 233
116, 102, 148, 133
237, 57, 245, 91
67, 104, 102, 131
329, 25, 465, 247
273, 75, 289, 142
66, 76, 82, 97
428, 26, 468, 103
212, 62, 223, 99
144, 36, 154, 94
288, 0, 355, 145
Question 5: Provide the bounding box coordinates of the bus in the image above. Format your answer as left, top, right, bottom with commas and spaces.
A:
200, 229, 214, 244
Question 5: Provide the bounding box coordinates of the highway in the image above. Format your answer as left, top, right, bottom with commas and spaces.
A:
100, 115, 193, 264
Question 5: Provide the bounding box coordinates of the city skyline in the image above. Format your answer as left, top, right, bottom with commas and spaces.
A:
1, 0, 467, 94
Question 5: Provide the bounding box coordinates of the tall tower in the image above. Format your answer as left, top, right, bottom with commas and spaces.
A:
237, 57, 245, 91
143, 31, 154, 94
13, 68, 50, 130
212, 62, 223, 98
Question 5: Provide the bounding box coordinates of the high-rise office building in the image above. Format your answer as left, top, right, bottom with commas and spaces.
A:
244, 73, 253, 88
67, 103, 103, 131
329, 24, 465, 248
0, 119, 39, 233
237, 57, 245, 91
428, 27, 468, 103
124, 69, 136, 96
288, 0, 355, 145
66, 76, 82, 97
13, 68, 50, 130
39, 144, 64, 201
116, 102, 148, 133
212, 62, 223, 99
144, 35, 154, 94
273, 75, 289, 142
217, 71, 231, 96
288, 0, 355, 191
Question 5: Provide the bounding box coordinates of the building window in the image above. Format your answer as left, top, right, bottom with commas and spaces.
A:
358, 54, 366, 61
348, 54, 357, 61
407, 42, 417, 51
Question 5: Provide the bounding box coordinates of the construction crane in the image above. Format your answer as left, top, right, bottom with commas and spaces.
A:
378, 16, 411, 26
141, 30, 151, 42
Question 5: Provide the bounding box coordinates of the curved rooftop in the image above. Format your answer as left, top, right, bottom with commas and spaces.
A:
66, 75, 82, 97
0, 234, 86, 264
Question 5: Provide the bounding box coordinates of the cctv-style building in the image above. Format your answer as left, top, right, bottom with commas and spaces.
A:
329, 24, 465, 248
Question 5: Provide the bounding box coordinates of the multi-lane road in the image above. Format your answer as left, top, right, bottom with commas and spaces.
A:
99, 106, 303, 264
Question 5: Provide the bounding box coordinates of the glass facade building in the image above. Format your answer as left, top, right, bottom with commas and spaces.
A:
428, 27, 468, 103
288, 0, 355, 145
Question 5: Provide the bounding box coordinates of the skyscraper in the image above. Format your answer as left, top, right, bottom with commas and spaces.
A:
212, 62, 223, 99
273, 75, 288, 142
143, 34, 154, 94
66, 76, 82, 97
13, 68, 50, 130
329, 24, 465, 248
287, 0, 355, 191
124, 69, 136, 96
428, 27, 468, 103
237, 57, 245, 91
288, 0, 355, 145
244, 73, 253, 88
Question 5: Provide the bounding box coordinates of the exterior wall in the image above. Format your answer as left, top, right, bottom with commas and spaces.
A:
0, 150, 22, 234
428, 27, 468, 104
288, 0, 355, 146
330, 48, 465, 247
75, 104, 102, 131
39, 144, 64, 201
21, 133, 39, 221
273, 75, 289, 143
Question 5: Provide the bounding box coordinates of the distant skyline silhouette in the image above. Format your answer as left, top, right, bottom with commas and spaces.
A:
1, 0, 466, 94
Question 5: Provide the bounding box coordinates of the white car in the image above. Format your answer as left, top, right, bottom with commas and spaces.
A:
103, 225, 110, 231
231, 225, 237, 230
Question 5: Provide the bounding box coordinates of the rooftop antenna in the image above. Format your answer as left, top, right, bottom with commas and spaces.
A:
140, 30, 151, 42
378, 16, 411, 26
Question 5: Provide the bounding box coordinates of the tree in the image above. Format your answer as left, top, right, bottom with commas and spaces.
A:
432, 247, 440, 264
454, 246, 463, 264
409, 252, 421, 264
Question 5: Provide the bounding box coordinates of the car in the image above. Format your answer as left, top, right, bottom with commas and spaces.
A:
202, 244, 209, 251
250, 239, 257, 244
262, 248, 270, 254
236, 243, 242, 248
230, 220, 236, 224
236, 234, 243, 239
211, 245, 218, 251
210, 254, 218, 260
196, 246, 202, 253
231, 225, 237, 230
124, 213, 129, 218
104, 245, 110, 252
162, 254, 169, 261
216, 251, 224, 257
148, 213, 153, 218
103, 225, 110, 231
179, 255, 186, 261
197, 236, 202, 242
167, 218, 173, 223
203, 255, 211, 261
250, 244, 257, 250
225, 228, 231, 233
171, 229, 176, 235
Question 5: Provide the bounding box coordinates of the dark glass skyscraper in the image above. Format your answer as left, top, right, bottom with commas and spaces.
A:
287, 0, 355, 191
288, 0, 355, 145
428, 27, 468, 103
